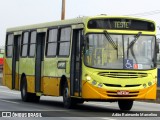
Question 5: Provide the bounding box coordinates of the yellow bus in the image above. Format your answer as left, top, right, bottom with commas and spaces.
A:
3, 15, 157, 111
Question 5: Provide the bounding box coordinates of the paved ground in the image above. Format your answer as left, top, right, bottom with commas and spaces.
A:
0, 86, 160, 120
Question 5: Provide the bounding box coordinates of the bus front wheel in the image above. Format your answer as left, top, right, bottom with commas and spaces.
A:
118, 100, 133, 111
63, 82, 75, 108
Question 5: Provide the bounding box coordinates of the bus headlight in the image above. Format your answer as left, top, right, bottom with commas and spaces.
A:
86, 75, 91, 81
92, 80, 97, 85
98, 83, 103, 88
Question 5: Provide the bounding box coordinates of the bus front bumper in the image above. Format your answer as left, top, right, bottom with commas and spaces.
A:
82, 81, 157, 100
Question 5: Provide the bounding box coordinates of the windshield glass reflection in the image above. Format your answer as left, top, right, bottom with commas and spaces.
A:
84, 34, 155, 69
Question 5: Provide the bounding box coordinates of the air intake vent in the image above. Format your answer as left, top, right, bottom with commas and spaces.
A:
98, 72, 148, 78
104, 83, 141, 87
104, 83, 121, 87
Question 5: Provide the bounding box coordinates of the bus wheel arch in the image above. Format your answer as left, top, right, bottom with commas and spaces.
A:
59, 75, 68, 96
59, 75, 75, 108
20, 73, 40, 103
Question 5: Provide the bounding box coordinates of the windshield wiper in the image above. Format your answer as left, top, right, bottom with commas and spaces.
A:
128, 32, 142, 49
127, 32, 142, 62
104, 30, 117, 50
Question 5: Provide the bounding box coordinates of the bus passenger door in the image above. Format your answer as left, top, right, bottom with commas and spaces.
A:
70, 26, 83, 97
35, 32, 45, 92
12, 35, 21, 89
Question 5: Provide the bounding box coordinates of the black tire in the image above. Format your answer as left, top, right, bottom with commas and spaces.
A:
63, 82, 75, 108
75, 99, 84, 104
30, 93, 40, 103
118, 100, 133, 111
20, 77, 30, 102
21, 77, 40, 102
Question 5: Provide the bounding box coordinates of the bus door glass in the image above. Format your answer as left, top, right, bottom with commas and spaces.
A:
12, 35, 21, 89
70, 27, 83, 96
35, 32, 45, 92
157, 39, 160, 87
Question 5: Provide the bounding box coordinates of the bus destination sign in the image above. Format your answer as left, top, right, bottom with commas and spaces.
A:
114, 21, 130, 29
88, 18, 155, 31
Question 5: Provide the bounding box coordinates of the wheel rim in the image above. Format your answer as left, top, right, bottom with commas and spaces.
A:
64, 87, 68, 101
22, 84, 26, 98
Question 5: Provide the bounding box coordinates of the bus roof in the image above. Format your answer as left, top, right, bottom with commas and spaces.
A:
6, 15, 155, 32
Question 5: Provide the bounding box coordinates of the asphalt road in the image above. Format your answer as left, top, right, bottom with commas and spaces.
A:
0, 85, 160, 120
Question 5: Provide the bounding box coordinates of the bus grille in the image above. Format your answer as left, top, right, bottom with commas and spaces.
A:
98, 72, 148, 78
104, 83, 141, 87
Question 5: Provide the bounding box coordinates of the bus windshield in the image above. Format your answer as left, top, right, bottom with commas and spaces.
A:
84, 33, 156, 69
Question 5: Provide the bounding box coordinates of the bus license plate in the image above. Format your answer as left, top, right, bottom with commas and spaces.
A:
117, 91, 129, 95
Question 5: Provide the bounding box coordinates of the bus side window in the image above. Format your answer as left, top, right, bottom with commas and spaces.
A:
6, 34, 14, 57
59, 27, 71, 56
46, 29, 58, 57
157, 39, 160, 66
29, 31, 37, 57
21, 32, 29, 57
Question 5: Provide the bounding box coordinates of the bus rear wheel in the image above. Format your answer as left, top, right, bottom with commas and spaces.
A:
21, 77, 30, 102
74, 99, 84, 104
118, 100, 133, 111
21, 77, 40, 102
30, 93, 40, 103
